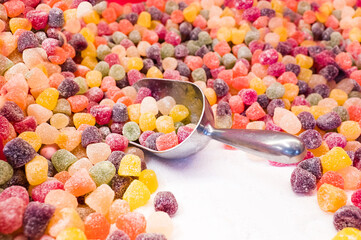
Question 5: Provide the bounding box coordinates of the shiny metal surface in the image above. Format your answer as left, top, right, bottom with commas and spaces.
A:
132, 78, 306, 163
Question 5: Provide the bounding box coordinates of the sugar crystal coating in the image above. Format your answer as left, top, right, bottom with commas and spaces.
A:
154, 191, 178, 217
23, 202, 55, 239
298, 157, 323, 180
334, 206, 361, 231
3, 138, 36, 168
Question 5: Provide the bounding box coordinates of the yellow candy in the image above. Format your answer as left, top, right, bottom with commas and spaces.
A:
338, 121, 361, 141
139, 169, 158, 193
283, 83, 299, 102
309, 141, 329, 157
9, 18, 31, 33
25, 155, 48, 185
146, 66, 163, 78
295, 54, 313, 69
231, 28, 245, 45
271, 0, 284, 13
128, 104, 141, 123
333, 228, 361, 240
127, 57, 143, 71
81, 42, 96, 58
36, 88, 59, 111
156, 116, 175, 133
183, 5, 197, 22
123, 180, 151, 210
250, 77, 266, 95
73, 113, 96, 129
298, 68, 312, 82
217, 27, 231, 42
273, 27, 287, 42
137, 11, 151, 28
18, 131, 42, 152
319, 2, 333, 15
83, 11, 100, 24
51, 113, 70, 129
320, 147, 352, 173
56, 227, 87, 240
80, 28, 95, 43
86, 70, 102, 88
169, 105, 189, 122
221, 7, 234, 17
291, 106, 311, 116
55, 128, 82, 151
349, 27, 361, 42
204, 88, 217, 106
317, 184, 347, 213
310, 106, 331, 120
81, 56, 98, 70
330, 89, 348, 105
47, 208, 84, 237
118, 154, 141, 177
139, 113, 156, 132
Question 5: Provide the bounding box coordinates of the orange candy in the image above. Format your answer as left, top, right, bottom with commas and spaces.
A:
84, 213, 110, 240
116, 212, 146, 240
4, 0, 25, 18
317, 183, 347, 212
67, 95, 89, 113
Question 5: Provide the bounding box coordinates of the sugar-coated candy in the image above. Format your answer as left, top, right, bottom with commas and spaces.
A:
290, 168, 317, 194
44, 189, 78, 210
0, 160, 13, 185
51, 149, 77, 172
321, 147, 352, 173
23, 202, 55, 239
25, 155, 48, 185
85, 184, 114, 215
84, 213, 110, 240
89, 161, 116, 186
116, 212, 146, 240
111, 175, 133, 199
299, 130, 322, 150
81, 126, 102, 148
0, 197, 26, 234
154, 191, 178, 217
46, 208, 84, 237
123, 180, 150, 211
146, 211, 173, 239
135, 233, 167, 240
118, 154, 141, 177
106, 230, 130, 240
334, 206, 361, 231
298, 157, 323, 180
332, 228, 361, 240
64, 168, 96, 197
56, 227, 87, 240
318, 184, 347, 213
3, 138, 36, 168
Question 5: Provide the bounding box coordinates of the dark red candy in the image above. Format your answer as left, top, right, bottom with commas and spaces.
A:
290, 167, 316, 194
90, 105, 112, 125
14, 116, 37, 134
17, 31, 39, 52
110, 175, 132, 199
352, 189, 361, 210
0, 116, 11, 140
85, 87, 104, 103
334, 206, 361, 231
107, 151, 125, 171
0, 101, 25, 122
57, 78, 80, 98
105, 133, 128, 152
26, 10, 48, 30
154, 191, 178, 217
297, 111, 316, 130
0, 185, 29, 205
81, 126, 103, 148
23, 202, 55, 239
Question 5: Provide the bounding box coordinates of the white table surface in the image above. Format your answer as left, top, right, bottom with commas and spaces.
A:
136, 140, 339, 240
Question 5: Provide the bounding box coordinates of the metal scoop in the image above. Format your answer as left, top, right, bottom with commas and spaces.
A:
132, 78, 306, 164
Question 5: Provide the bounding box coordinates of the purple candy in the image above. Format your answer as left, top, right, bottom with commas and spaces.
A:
3, 138, 36, 168
298, 157, 322, 180
23, 202, 55, 239
290, 167, 317, 194
299, 129, 322, 149
297, 111, 316, 130
81, 126, 103, 148
316, 112, 342, 131
154, 191, 178, 217
334, 205, 361, 231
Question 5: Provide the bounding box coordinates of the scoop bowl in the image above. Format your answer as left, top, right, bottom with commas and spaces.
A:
132, 78, 306, 164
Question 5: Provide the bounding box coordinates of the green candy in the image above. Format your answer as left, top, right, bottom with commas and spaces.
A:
0, 160, 13, 185
51, 149, 78, 172
123, 122, 141, 141
97, 44, 111, 61
53, 99, 72, 116
306, 93, 323, 106
89, 161, 116, 186
109, 64, 125, 81
266, 82, 285, 99
74, 77, 88, 95
94, 61, 110, 77
191, 68, 207, 82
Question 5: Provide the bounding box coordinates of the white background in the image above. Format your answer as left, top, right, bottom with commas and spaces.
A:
138, 140, 338, 240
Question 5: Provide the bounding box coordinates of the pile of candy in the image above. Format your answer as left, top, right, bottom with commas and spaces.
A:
2, 0, 361, 238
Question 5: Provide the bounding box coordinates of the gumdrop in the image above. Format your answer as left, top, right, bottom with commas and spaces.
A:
0, 197, 26, 234
116, 212, 146, 240
85, 184, 114, 215
317, 183, 347, 213
290, 167, 317, 194
31, 179, 63, 203
146, 211, 173, 239
334, 206, 361, 231
23, 202, 55, 239
3, 138, 36, 168
298, 157, 323, 180
84, 213, 110, 240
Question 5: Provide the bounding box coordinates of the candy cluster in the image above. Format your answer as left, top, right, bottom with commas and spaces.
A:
1, 0, 361, 238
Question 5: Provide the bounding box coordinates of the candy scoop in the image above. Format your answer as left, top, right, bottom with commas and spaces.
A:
132, 78, 306, 164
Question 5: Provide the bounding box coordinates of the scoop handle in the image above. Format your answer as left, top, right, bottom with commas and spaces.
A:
203, 125, 306, 164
